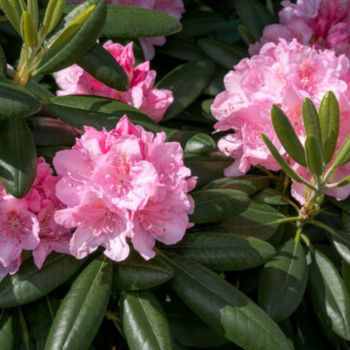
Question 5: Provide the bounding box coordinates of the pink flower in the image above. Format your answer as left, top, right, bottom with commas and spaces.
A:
66, 0, 184, 60
53, 116, 196, 261
211, 39, 350, 203
250, 0, 350, 57
56, 41, 173, 122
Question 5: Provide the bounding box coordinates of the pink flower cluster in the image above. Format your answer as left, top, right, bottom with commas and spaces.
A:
250, 0, 350, 57
211, 39, 350, 204
53, 116, 196, 261
56, 41, 173, 122
67, 0, 185, 60
0, 158, 71, 281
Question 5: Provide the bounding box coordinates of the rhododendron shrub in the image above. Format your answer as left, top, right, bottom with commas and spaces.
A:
212, 39, 350, 203
53, 116, 196, 261
56, 41, 173, 122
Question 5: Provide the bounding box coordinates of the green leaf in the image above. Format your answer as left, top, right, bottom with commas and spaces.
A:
222, 200, 284, 240
305, 134, 324, 176
163, 253, 292, 350
198, 38, 246, 69
333, 133, 350, 168
28, 0, 38, 30
189, 189, 250, 224
0, 78, 40, 120
307, 249, 350, 341
0, 0, 21, 33
232, 0, 275, 40
0, 309, 22, 350
238, 24, 255, 45
102, 5, 182, 38
35, 0, 106, 75
327, 229, 350, 266
319, 91, 339, 165
76, 43, 129, 91
271, 105, 307, 167
161, 232, 276, 271
342, 260, 350, 294
0, 44, 7, 78
44, 257, 112, 350
253, 188, 293, 206
0, 254, 86, 307
332, 175, 350, 187
158, 37, 205, 61
184, 133, 216, 154
21, 11, 38, 47
113, 250, 174, 291
43, 0, 66, 34
0, 118, 36, 198
258, 239, 308, 322
204, 175, 270, 196
156, 60, 216, 122
45, 95, 161, 133
121, 291, 175, 350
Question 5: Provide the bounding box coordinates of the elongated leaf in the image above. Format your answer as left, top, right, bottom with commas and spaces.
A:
0, 0, 21, 33
0, 254, 86, 307
253, 188, 292, 206
102, 5, 182, 38
0, 78, 40, 120
0, 309, 22, 350
0, 118, 36, 198
45, 257, 112, 350
233, 0, 275, 40
319, 91, 339, 165
163, 253, 292, 350
189, 189, 250, 224
113, 250, 173, 291
21, 11, 38, 47
307, 249, 350, 340
35, 0, 106, 75
122, 291, 175, 350
156, 60, 216, 122
271, 105, 306, 167
0, 44, 7, 77
161, 232, 276, 271
184, 133, 216, 154
327, 228, 350, 266
342, 260, 350, 294
76, 43, 129, 91
43, 0, 66, 34
259, 239, 308, 322
158, 37, 205, 61
45, 95, 161, 133
305, 134, 323, 176
333, 133, 350, 168
198, 38, 247, 69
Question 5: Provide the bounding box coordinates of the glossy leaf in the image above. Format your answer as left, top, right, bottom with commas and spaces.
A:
0, 118, 36, 198
305, 134, 324, 176
156, 60, 216, 121
327, 228, 350, 266
271, 105, 306, 167
184, 133, 216, 154
158, 37, 205, 61
0, 254, 86, 307
319, 91, 339, 165
122, 291, 175, 350
333, 133, 350, 168
113, 250, 174, 291
35, 0, 106, 75
76, 43, 129, 91
102, 5, 182, 38
161, 232, 276, 271
253, 188, 292, 206
44, 257, 112, 350
45, 95, 161, 133
259, 239, 308, 322
307, 249, 350, 341
163, 253, 292, 350
0, 309, 22, 350
189, 189, 250, 224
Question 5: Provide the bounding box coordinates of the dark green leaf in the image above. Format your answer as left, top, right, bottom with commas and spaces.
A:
0, 309, 22, 350
122, 291, 175, 350
0, 118, 36, 198
232, 0, 275, 40
259, 239, 308, 322
102, 5, 182, 38
184, 133, 216, 154
253, 188, 292, 206
238, 24, 255, 45
0, 254, 86, 307
0, 44, 7, 77
201, 98, 214, 115
113, 250, 173, 291
198, 38, 246, 69
319, 91, 339, 165
156, 60, 216, 122
305, 134, 324, 176
44, 257, 112, 350
271, 105, 306, 167
327, 228, 350, 266
333, 133, 350, 168
45, 95, 161, 133
342, 260, 350, 294
161, 232, 276, 271
35, 0, 106, 75
163, 253, 292, 350
307, 249, 350, 341
189, 189, 250, 224
25, 80, 55, 100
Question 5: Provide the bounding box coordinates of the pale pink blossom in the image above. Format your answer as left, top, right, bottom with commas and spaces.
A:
250, 0, 350, 57
53, 116, 196, 261
211, 39, 350, 203
56, 41, 173, 122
